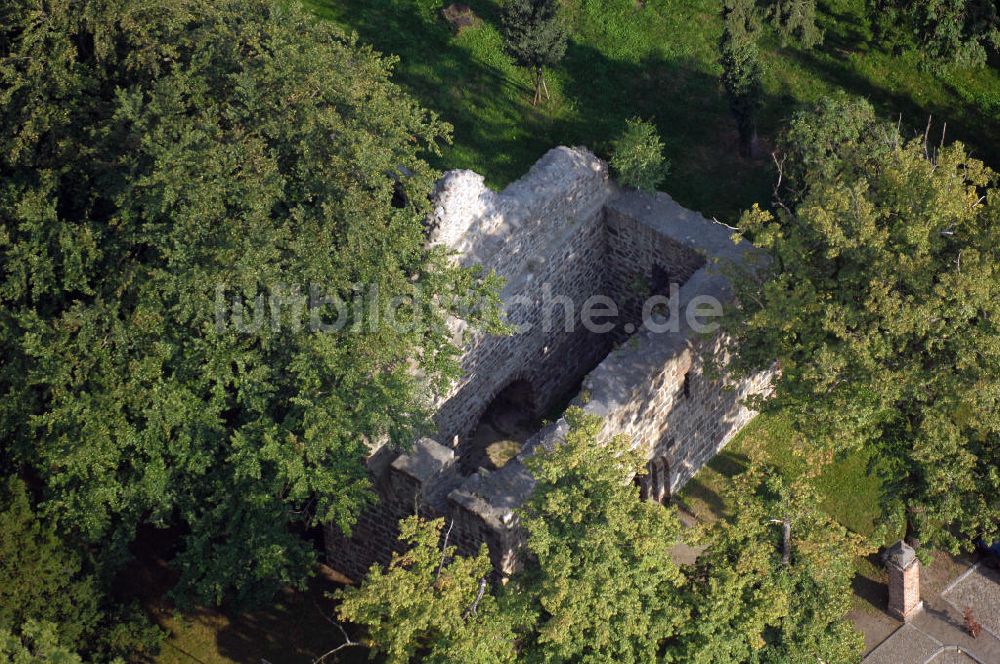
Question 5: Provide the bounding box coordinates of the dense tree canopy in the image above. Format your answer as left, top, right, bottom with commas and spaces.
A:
725, 94, 1000, 551
342, 412, 864, 662
514, 408, 688, 662
0, 0, 501, 611
0, 621, 84, 664
868, 0, 999, 71
0, 479, 99, 649
675, 467, 865, 664
335, 516, 522, 663
0, 479, 161, 660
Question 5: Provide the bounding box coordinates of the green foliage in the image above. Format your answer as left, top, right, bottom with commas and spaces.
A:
501, 0, 567, 69
777, 92, 889, 189
335, 516, 521, 664
764, 0, 823, 48
0, 479, 100, 651
0, 622, 83, 664
313, 0, 1000, 223
726, 94, 1000, 551
868, 0, 1000, 71
501, 0, 567, 104
0, 0, 502, 609
719, 0, 765, 156
0, 479, 161, 661
515, 407, 687, 662
410, 0, 444, 23
609, 118, 670, 192
342, 412, 863, 662
676, 468, 866, 663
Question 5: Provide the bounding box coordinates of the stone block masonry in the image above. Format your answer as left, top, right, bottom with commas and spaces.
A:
429, 147, 619, 445
325, 147, 773, 580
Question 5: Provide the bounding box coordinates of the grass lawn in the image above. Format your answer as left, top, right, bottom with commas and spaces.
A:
678, 412, 886, 538
305, 0, 1000, 222
678, 412, 886, 537
677, 411, 903, 615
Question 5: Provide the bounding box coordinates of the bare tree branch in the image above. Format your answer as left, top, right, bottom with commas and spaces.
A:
771, 152, 793, 214
311, 601, 363, 663
462, 577, 488, 620
923, 115, 933, 161
435, 518, 455, 581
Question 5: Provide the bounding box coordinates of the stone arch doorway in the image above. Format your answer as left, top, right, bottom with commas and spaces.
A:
460, 379, 539, 474
635, 456, 671, 504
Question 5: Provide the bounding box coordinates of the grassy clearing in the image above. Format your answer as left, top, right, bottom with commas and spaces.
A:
677, 412, 899, 614
678, 412, 886, 538
306, 0, 1000, 222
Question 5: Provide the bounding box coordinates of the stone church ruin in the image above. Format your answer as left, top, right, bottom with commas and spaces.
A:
325, 146, 773, 580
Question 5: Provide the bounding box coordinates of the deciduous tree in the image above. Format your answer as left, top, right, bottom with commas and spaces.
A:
609, 118, 670, 192
335, 516, 521, 664
868, 0, 999, 71
341, 412, 866, 662
514, 407, 688, 662
673, 467, 865, 664
725, 94, 1000, 552
0, 0, 502, 609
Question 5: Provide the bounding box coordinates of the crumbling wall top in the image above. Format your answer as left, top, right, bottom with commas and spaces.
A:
428, 146, 612, 270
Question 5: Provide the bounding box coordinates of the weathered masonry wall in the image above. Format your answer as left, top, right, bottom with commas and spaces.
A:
324, 147, 773, 580
585, 194, 774, 494
603, 207, 706, 333
446, 189, 774, 573
429, 148, 615, 446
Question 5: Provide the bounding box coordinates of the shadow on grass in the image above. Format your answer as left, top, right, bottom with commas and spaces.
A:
118, 523, 371, 664
310, 0, 1000, 225
780, 34, 1000, 167
851, 552, 889, 614
557, 45, 779, 221
213, 574, 371, 664
674, 450, 751, 521
307, 0, 780, 219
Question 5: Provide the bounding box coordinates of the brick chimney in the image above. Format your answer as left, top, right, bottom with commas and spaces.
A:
885, 540, 922, 622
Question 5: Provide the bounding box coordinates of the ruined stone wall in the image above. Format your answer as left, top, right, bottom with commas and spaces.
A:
444, 188, 773, 576
324, 148, 773, 581
581, 302, 773, 495
429, 147, 615, 443
603, 205, 706, 330
323, 438, 465, 581
580, 192, 774, 493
